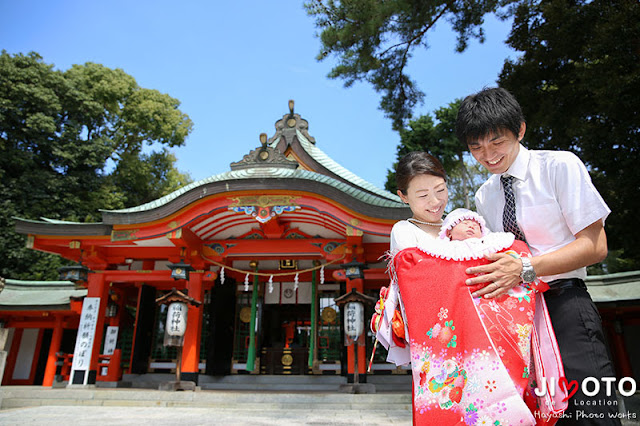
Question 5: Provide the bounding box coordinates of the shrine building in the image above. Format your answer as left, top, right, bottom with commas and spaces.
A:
6, 102, 411, 387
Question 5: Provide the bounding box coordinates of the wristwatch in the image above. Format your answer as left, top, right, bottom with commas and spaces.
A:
520, 257, 536, 283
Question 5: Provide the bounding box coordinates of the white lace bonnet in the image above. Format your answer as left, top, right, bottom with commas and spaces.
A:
438, 208, 490, 240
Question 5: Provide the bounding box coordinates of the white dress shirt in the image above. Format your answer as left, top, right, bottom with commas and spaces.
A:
475, 144, 611, 282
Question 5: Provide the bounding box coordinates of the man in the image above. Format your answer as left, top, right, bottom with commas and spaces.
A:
457, 87, 620, 424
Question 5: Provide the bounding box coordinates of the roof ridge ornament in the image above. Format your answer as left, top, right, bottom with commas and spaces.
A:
268, 99, 316, 146
230, 133, 299, 171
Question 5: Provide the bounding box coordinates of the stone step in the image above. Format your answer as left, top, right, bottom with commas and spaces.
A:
0, 405, 414, 425
0, 386, 412, 411
119, 373, 412, 392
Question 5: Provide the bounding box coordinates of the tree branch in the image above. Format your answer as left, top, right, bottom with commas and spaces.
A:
378, 3, 452, 59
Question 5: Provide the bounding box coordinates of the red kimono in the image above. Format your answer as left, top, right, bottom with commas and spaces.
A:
374, 234, 567, 425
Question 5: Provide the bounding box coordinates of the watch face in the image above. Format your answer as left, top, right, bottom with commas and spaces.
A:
522, 269, 536, 283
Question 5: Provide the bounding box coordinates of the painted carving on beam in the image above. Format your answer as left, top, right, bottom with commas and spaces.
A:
208, 243, 225, 254
311, 241, 344, 253
228, 195, 301, 224
111, 229, 139, 242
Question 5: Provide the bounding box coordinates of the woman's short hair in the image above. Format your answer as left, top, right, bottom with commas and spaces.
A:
456, 87, 525, 145
396, 152, 447, 194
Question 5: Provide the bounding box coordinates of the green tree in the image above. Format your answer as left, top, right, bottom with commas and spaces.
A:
0, 51, 193, 279
305, 0, 515, 130
385, 100, 489, 210
498, 0, 640, 271
308, 0, 639, 270
110, 149, 192, 208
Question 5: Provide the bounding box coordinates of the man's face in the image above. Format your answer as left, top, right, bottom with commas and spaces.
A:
448, 219, 483, 241
467, 123, 525, 175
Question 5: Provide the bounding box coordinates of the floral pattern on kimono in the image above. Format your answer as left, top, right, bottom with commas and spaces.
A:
376, 234, 566, 425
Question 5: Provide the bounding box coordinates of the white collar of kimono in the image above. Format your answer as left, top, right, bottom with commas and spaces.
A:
417, 232, 516, 261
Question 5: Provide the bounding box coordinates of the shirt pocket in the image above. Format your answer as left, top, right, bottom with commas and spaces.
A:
520, 202, 567, 246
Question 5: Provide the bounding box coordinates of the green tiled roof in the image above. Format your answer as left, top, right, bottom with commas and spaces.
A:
17, 217, 106, 226
101, 166, 406, 214
40, 218, 86, 224
585, 270, 640, 303
291, 129, 402, 203
0, 279, 86, 309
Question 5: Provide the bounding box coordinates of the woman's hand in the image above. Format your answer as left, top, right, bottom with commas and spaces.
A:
465, 253, 523, 298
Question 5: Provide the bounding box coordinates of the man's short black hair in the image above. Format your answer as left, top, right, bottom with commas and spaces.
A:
456, 87, 525, 146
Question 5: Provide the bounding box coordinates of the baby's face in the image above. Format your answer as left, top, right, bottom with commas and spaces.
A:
449, 219, 483, 241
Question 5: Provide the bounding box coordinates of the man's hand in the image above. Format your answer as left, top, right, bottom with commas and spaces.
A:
465, 253, 523, 298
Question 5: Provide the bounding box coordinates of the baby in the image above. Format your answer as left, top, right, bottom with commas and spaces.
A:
438, 208, 488, 241
414, 207, 518, 262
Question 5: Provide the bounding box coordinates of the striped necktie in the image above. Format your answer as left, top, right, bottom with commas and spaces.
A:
501, 175, 527, 242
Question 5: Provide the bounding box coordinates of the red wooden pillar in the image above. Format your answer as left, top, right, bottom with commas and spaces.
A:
99, 291, 124, 383
87, 272, 108, 384
42, 315, 64, 386
181, 273, 204, 382
2, 328, 22, 385
345, 277, 366, 378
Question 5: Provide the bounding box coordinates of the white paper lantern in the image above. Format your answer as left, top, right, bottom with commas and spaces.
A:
344, 302, 364, 338
166, 302, 188, 337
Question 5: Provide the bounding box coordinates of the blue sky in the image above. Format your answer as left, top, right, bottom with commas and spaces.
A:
1, 0, 516, 190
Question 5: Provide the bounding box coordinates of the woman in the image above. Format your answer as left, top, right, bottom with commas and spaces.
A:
373, 152, 566, 425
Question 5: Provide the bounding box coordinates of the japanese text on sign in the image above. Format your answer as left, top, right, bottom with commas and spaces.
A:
71, 297, 100, 377
103, 326, 119, 355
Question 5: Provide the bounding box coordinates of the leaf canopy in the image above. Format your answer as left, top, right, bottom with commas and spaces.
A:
0, 51, 194, 279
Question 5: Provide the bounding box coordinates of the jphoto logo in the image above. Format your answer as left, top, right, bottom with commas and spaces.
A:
534, 377, 639, 421
534, 376, 637, 401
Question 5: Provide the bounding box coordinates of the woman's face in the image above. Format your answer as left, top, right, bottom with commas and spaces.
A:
397, 174, 448, 223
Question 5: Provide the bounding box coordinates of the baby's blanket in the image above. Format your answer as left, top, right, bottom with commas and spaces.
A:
379, 237, 567, 425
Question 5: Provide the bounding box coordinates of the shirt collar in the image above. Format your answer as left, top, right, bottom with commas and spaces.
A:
504, 144, 529, 181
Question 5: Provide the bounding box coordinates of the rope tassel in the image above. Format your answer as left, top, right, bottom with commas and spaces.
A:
199, 254, 346, 279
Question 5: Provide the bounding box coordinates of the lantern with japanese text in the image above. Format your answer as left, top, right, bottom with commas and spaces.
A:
334, 289, 376, 390
166, 302, 188, 337
344, 301, 364, 339
334, 289, 375, 345
155, 288, 202, 388
155, 289, 201, 348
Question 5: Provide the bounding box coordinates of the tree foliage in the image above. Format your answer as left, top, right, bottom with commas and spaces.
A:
498, 0, 640, 271
385, 100, 489, 210
0, 51, 193, 279
309, 0, 640, 270
305, 0, 515, 130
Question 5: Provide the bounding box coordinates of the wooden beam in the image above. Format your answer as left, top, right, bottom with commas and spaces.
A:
259, 218, 285, 239
3, 318, 79, 329
97, 270, 174, 283
203, 238, 344, 257
167, 227, 202, 251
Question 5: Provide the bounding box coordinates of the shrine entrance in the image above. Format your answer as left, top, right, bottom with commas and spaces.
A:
230, 271, 345, 376
260, 304, 310, 374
